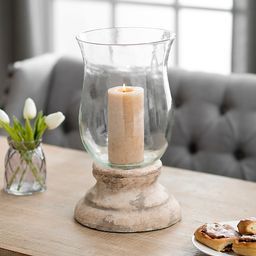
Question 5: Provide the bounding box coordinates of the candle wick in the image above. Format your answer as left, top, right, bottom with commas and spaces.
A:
122, 83, 126, 92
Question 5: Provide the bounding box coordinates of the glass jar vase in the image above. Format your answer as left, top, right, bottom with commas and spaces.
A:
77, 27, 175, 169
4, 138, 46, 195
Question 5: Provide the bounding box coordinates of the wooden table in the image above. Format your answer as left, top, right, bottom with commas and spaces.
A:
0, 137, 255, 256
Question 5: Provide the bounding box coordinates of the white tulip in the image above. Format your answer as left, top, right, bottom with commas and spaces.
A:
0, 109, 10, 124
45, 112, 65, 130
23, 98, 37, 119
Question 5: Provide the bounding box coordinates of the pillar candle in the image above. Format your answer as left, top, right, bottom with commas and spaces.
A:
108, 85, 144, 165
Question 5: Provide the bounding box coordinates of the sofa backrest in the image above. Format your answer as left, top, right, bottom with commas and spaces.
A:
4, 54, 256, 181
162, 68, 256, 181
44, 56, 84, 149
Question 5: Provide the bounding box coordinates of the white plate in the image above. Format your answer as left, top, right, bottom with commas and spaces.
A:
192, 221, 238, 256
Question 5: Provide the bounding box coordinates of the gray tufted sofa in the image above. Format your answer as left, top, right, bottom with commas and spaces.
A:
4, 54, 256, 181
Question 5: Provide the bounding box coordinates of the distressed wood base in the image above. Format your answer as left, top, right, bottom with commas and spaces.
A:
74, 160, 181, 232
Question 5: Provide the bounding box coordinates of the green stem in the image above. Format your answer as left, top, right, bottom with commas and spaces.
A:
20, 151, 45, 189
28, 160, 44, 187
6, 148, 45, 191
17, 166, 27, 191
7, 166, 21, 189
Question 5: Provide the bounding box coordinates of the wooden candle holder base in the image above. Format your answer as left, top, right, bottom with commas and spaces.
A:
74, 160, 181, 232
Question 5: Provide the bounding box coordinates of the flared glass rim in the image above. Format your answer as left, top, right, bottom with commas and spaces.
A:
76, 27, 176, 46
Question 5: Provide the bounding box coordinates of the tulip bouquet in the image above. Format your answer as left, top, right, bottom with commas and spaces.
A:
0, 98, 65, 195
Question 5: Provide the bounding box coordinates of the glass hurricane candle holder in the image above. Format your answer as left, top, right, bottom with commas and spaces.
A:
74, 27, 181, 232
78, 27, 175, 169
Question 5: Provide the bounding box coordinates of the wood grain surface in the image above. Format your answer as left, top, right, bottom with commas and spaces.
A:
0, 137, 255, 256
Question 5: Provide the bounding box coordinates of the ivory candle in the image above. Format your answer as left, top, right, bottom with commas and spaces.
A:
108, 85, 144, 165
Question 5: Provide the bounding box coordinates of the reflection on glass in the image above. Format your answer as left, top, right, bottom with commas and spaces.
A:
116, 4, 176, 65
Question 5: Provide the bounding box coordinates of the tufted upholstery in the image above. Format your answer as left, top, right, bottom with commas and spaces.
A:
4, 54, 256, 181
162, 69, 256, 181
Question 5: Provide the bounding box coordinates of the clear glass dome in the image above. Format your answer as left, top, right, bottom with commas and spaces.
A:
77, 27, 175, 169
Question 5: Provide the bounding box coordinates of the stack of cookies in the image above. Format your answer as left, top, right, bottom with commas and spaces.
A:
194, 217, 256, 255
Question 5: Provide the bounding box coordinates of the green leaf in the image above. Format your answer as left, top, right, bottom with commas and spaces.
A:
34, 111, 43, 140
13, 116, 25, 141
25, 118, 34, 142
36, 116, 47, 140
1, 121, 21, 142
